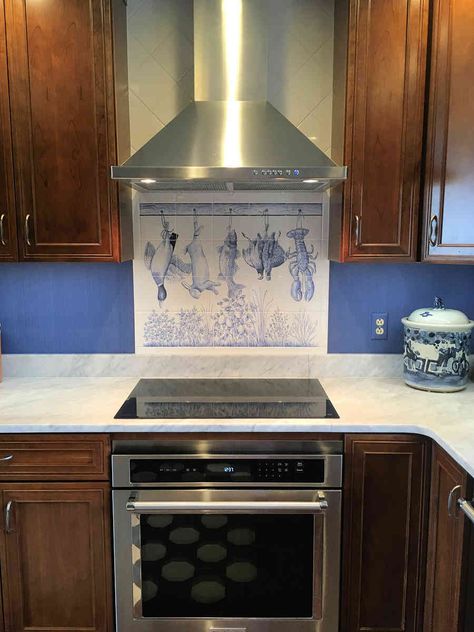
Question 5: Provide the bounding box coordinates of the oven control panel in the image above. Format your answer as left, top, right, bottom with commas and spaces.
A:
129, 458, 325, 484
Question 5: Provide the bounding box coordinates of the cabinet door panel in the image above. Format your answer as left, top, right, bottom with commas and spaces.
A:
422, 0, 474, 261
1, 484, 112, 632
0, 0, 17, 261
5, 0, 119, 261
336, 0, 428, 261
342, 435, 428, 632
424, 445, 469, 632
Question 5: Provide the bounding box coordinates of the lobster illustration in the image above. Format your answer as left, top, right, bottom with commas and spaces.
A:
286, 210, 317, 302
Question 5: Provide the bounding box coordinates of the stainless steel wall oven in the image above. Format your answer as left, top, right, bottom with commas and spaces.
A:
112, 440, 342, 632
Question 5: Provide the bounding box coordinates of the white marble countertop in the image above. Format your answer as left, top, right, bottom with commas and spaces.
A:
0, 376, 473, 476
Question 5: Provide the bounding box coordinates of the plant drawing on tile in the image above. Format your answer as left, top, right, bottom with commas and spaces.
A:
181, 211, 221, 299
287, 210, 317, 302
242, 211, 286, 281
143, 291, 318, 348
138, 202, 327, 349
217, 213, 245, 298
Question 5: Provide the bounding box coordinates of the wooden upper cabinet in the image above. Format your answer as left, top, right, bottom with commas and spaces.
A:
3, 0, 131, 261
1, 484, 113, 632
0, 0, 17, 261
422, 0, 474, 262
341, 434, 429, 632
330, 0, 429, 262
424, 445, 470, 632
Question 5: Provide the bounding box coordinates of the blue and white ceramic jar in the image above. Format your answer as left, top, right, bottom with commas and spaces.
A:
401, 298, 474, 392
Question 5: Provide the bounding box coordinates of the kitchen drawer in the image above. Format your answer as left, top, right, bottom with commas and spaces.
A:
0, 434, 110, 480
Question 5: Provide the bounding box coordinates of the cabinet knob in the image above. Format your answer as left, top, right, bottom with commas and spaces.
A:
0, 454, 13, 462
429, 215, 439, 247
0, 213, 6, 246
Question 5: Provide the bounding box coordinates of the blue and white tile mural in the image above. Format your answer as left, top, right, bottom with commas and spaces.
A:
134, 203, 329, 351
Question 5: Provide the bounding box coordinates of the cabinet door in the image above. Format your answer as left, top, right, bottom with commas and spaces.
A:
341, 435, 429, 632
1, 484, 113, 632
0, 0, 17, 261
331, 0, 428, 262
4, 0, 120, 261
424, 445, 469, 632
422, 0, 474, 262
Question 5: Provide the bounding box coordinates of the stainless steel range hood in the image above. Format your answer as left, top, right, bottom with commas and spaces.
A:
112, 0, 347, 192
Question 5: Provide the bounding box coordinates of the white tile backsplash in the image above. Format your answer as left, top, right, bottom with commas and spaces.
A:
127, 0, 335, 352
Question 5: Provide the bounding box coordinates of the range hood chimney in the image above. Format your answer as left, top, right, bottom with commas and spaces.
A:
111, 0, 347, 192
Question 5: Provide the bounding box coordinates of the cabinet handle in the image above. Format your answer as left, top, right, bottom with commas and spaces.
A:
429, 215, 439, 247
4, 500, 14, 534
25, 213, 32, 246
353, 214, 361, 247
458, 498, 474, 526
0, 454, 13, 462
448, 484, 462, 517
0, 213, 6, 246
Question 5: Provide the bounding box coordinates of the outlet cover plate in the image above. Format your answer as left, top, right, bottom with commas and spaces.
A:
371, 312, 388, 340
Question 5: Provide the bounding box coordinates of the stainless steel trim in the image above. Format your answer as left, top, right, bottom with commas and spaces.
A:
112, 439, 344, 456
0, 213, 6, 246
25, 214, 32, 246
112, 453, 343, 489
448, 484, 462, 517
5, 500, 14, 534
126, 497, 328, 514
0, 454, 13, 462
458, 498, 474, 525
429, 215, 439, 247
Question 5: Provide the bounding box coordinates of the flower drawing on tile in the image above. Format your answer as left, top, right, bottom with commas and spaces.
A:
287, 210, 318, 302
213, 292, 256, 346
181, 211, 221, 299
267, 308, 291, 346
143, 310, 177, 346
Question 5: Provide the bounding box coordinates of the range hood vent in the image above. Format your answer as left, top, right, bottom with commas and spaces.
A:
112, 1, 347, 192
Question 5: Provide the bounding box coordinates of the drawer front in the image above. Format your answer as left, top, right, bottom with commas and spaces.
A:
0, 434, 110, 480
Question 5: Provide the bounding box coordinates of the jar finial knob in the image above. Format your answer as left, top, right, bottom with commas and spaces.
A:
434, 296, 445, 310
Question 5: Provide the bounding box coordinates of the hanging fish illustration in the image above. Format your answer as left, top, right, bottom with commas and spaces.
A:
144, 212, 191, 305
242, 210, 286, 280
218, 214, 245, 298
181, 212, 221, 299
287, 210, 317, 302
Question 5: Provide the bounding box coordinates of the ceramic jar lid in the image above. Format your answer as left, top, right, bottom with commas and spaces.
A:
402, 297, 474, 332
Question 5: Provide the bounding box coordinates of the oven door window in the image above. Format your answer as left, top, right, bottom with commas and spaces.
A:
134, 513, 315, 619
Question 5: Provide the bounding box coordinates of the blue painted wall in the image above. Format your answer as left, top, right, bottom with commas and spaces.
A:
328, 262, 474, 353
1, 260, 474, 354
0, 263, 135, 354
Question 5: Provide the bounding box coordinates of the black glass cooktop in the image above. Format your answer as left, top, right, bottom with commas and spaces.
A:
115, 379, 339, 419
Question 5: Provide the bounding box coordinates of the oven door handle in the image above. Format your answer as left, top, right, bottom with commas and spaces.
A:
126, 497, 328, 514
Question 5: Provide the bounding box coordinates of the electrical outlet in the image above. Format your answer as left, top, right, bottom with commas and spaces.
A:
371, 312, 388, 340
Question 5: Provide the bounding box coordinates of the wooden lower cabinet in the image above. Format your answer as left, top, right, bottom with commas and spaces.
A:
0, 483, 113, 632
341, 434, 429, 632
423, 445, 470, 632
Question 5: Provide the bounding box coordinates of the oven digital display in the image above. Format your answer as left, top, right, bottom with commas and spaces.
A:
129, 458, 325, 484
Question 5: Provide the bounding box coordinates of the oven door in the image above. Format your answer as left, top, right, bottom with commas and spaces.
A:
113, 488, 341, 632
